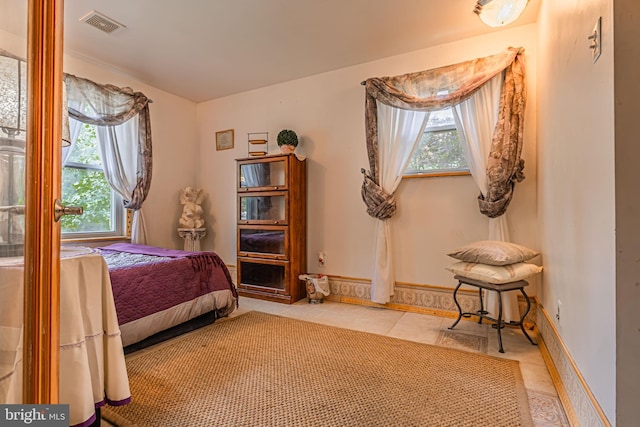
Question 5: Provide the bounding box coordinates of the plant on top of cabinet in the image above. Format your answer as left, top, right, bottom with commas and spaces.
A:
277, 129, 298, 154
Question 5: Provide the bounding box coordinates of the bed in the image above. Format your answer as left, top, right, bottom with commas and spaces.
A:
96, 243, 237, 348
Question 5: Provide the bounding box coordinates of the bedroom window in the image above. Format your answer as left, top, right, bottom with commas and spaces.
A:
61, 122, 125, 238
404, 108, 469, 177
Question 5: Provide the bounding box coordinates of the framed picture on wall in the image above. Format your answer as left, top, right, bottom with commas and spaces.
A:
216, 129, 234, 150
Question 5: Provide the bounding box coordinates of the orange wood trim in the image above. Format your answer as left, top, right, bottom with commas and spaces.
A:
403, 171, 471, 179
62, 236, 130, 244
23, 0, 64, 404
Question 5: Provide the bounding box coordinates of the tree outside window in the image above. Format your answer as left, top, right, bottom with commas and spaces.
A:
405, 108, 469, 176
61, 123, 125, 236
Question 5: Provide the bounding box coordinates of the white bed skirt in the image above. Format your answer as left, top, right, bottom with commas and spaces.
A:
119, 289, 236, 347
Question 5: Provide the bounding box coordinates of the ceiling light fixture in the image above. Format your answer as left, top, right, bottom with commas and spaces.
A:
473, 0, 530, 28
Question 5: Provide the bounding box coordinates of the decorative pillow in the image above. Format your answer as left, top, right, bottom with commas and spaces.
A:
447, 240, 539, 266
446, 261, 543, 284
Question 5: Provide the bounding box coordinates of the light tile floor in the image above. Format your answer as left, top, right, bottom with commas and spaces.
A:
230, 297, 570, 427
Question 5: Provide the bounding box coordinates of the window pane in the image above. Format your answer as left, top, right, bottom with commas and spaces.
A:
427, 108, 455, 127
61, 166, 113, 232
405, 107, 468, 175
67, 123, 102, 166
406, 129, 468, 173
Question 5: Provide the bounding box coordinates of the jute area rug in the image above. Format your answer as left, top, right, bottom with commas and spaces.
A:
102, 311, 533, 427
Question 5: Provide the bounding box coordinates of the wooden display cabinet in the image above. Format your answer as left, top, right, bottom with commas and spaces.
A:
236, 154, 306, 303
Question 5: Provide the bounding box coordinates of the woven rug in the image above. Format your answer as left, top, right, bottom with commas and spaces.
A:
102, 311, 533, 427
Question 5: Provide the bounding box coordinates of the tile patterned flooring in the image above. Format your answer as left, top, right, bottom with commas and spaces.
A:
230, 297, 571, 427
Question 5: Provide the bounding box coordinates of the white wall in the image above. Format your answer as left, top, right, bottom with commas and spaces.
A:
537, 0, 615, 422
197, 25, 538, 292
0, 28, 199, 250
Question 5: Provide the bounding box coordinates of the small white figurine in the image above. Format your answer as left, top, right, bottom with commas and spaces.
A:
179, 187, 205, 229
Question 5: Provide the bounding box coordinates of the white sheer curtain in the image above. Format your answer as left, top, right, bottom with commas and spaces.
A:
61, 117, 84, 166
62, 96, 88, 166
96, 119, 147, 244
371, 102, 429, 303
62, 97, 148, 243
452, 73, 519, 322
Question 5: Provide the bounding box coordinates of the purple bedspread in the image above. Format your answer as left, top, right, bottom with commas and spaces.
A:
97, 243, 237, 325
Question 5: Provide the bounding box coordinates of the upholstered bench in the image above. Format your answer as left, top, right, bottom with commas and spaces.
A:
448, 274, 536, 353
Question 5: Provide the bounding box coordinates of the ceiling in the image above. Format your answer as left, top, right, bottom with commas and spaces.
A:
0, 0, 540, 103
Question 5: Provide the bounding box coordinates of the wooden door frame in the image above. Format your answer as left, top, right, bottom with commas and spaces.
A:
22, 0, 64, 403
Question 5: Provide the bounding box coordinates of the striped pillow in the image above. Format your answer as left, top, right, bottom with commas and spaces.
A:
447, 240, 539, 266
446, 261, 542, 284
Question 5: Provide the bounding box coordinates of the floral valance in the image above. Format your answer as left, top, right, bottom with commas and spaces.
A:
64, 74, 150, 127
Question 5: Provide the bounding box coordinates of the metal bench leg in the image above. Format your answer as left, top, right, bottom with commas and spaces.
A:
496, 290, 504, 353
449, 281, 464, 330
519, 288, 537, 346
477, 288, 485, 324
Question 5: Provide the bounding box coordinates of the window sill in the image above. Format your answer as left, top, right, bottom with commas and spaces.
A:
62, 235, 130, 244
403, 171, 471, 179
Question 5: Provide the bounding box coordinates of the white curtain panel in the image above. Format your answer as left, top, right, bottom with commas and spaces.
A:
96, 119, 147, 244
130, 209, 148, 244
453, 74, 519, 322
371, 102, 429, 304
61, 118, 84, 166
61, 103, 87, 167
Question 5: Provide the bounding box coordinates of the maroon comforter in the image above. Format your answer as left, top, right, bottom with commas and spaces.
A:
97, 243, 237, 325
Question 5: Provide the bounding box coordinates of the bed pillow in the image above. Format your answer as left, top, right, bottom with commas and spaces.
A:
447, 240, 539, 266
446, 261, 543, 284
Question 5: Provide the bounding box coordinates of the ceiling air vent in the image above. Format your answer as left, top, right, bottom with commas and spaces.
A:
79, 10, 126, 34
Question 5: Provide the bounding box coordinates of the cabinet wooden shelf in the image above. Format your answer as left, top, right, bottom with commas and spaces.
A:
236, 154, 306, 303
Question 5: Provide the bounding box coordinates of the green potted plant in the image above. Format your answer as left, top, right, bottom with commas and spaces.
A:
277, 129, 298, 154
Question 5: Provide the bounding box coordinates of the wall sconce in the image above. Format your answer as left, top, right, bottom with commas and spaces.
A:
473, 0, 530, 28
0, 50, 70, 145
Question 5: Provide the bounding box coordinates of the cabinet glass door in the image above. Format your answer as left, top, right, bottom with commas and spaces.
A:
239, 159, 286, 190
238, 192, 287, 224
239, 259, 286, 291
239, 226, 286, 258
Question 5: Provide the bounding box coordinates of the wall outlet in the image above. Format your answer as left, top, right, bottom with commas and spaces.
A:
556, 299, 562, 322
318, 251, 326, 267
